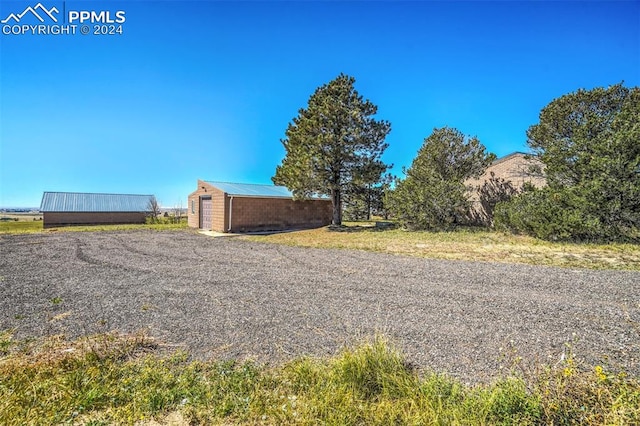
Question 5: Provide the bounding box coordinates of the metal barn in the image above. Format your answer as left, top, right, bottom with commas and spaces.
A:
40, 192, 154, 228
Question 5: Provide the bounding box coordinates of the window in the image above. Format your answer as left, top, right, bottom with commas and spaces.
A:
191, 200, 195, 214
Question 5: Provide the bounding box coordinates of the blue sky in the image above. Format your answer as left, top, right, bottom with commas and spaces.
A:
1, 1, 638, 208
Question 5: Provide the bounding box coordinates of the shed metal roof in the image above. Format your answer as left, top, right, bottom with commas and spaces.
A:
205, 181, 329, 200
40, 192, 154, 212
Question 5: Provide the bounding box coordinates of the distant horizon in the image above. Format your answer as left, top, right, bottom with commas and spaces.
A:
1, 149, 534, 209
0, 205, 187, 211
2, 1, 638, 207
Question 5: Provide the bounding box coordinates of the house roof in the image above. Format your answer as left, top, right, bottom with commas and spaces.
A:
490, 152, 537, 167
40, 192, 154, 212
204, 181, 329, 200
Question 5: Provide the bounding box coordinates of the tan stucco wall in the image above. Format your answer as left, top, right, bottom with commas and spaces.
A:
187, 180, 226, 231
465, 153, 547, 224
466, 153, 546, 195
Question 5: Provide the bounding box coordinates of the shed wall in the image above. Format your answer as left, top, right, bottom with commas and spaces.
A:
188, 180, 332, 233
228, 197, 332, 233
187, 181, 226, 231
43, 212, 146, 228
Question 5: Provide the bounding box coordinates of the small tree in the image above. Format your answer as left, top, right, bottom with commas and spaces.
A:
273, 73, 392, 226
172, 201, 183, 224
147, 196, 161, 224
387, 127, 495, 229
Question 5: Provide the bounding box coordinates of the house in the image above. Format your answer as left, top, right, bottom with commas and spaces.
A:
40, 192, 154, 228
187, 180, 332, 233
465, 152, 546, 224
466, 152, 546, 190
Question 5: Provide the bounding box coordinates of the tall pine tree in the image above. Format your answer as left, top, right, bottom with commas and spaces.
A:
273, 74, 391, 225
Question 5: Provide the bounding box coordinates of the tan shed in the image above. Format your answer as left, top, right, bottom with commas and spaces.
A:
187, 180, 332, 233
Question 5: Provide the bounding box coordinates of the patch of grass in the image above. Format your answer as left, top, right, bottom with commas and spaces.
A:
1, 333, 638, 425
243, 224, 640, 270
0, 221, 188, 235
0, 330, 13, 356
56, 221, 189, 233
0, 220, 43, 233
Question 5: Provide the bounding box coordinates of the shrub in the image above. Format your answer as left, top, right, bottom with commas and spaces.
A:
494, 188, 574, 241
494, 186, 637, 242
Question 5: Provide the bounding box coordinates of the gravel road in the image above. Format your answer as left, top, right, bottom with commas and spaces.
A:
1, 230, 638, 383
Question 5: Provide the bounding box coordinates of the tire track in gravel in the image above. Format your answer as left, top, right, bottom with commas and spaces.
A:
74, 237, 108, 267
72, 235, 187, 279
2, 230, 639, 384
270, 243, 394, 279
112, 235, 202, 263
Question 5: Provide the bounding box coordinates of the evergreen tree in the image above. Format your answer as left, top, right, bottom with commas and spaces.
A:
273, 74, 391, 225
496, 83, 639, 241
387, 127, 495, 229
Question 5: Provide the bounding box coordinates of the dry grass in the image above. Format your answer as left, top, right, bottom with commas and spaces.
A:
0, 213, 42, 221
243, 224, 640, 271
0, 220, 188, 234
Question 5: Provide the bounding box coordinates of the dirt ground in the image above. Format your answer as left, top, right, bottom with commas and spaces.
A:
1, 230, 638, 383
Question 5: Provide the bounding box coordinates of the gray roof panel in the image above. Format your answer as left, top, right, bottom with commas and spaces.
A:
40, 192, 153, 212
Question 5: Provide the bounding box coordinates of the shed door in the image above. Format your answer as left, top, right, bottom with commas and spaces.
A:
200, 197, 212, 230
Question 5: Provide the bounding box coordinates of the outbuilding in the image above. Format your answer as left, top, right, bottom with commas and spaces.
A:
188, 180, 332, 233
40, 192, 154, 228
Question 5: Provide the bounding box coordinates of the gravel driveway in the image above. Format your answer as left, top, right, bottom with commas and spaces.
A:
1, 230, 638, 383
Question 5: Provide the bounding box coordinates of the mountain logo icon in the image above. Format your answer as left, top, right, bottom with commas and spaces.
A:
1, 3, 59, 24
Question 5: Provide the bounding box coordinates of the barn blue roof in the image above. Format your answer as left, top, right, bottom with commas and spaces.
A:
40, 192, 154, 212
205, 181, 329, 200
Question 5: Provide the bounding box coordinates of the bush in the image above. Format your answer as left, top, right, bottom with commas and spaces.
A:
494, 187, 609, 242
387, 177, 471, 230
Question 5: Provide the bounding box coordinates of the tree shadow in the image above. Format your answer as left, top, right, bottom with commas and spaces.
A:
328, 222, 397, 233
